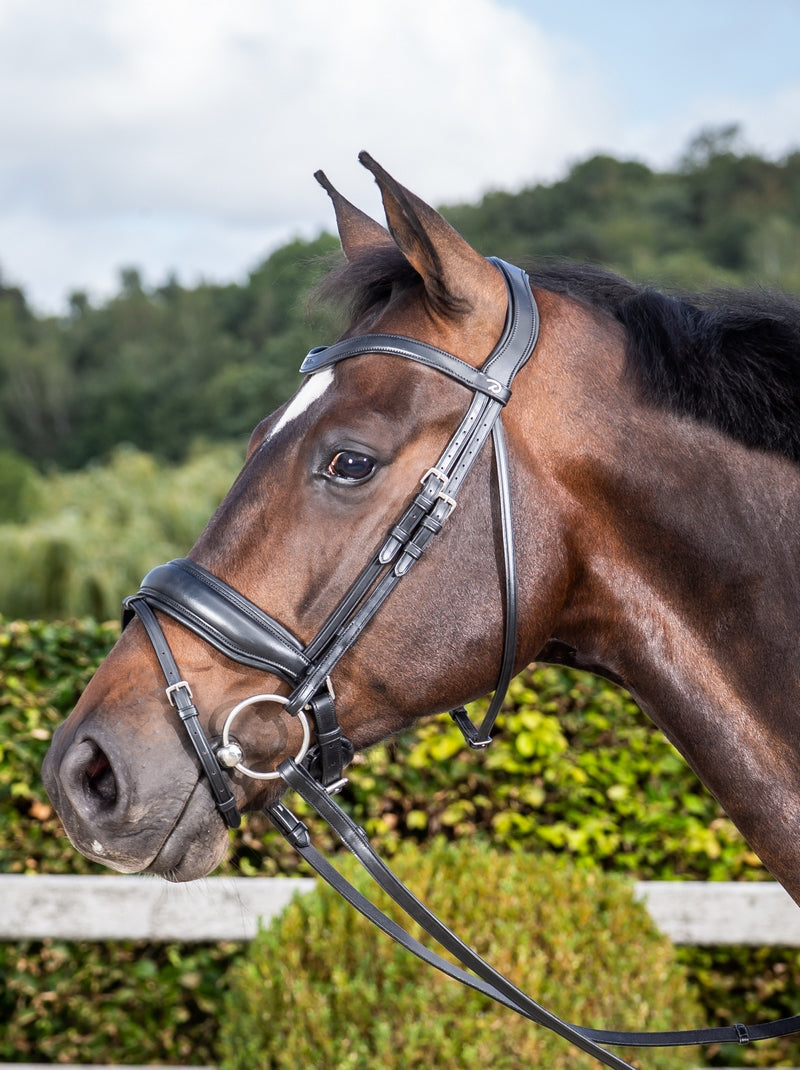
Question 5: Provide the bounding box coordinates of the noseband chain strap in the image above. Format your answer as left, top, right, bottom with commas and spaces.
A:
123, 258, 794, 1065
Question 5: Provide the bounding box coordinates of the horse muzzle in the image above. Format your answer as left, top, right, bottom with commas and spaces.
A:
42, 704, 231, 879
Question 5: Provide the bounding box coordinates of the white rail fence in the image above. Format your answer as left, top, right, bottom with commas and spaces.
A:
2, 874, 799, 944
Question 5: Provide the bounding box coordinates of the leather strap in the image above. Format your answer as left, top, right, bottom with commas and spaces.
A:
127, 559, 310, 683
126, 597, 241, 828
302, 336, 511, 402
484, 257, 542, 385
451, 416, 518, 747
302, 690, 353, 789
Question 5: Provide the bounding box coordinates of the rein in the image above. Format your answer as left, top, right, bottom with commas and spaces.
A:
271, 759, 800, 1058
121, 257, 800, 1068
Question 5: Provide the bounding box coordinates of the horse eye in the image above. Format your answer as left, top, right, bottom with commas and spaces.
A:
326, 451, 376, 482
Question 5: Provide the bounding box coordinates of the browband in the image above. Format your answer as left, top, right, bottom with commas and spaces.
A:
300, 258, 539, 404
302, 336, 512, 401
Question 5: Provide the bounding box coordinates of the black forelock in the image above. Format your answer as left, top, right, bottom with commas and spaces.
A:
312, 246, 422, 327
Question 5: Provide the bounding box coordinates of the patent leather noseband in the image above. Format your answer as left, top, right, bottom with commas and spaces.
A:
122, 257, 538, 827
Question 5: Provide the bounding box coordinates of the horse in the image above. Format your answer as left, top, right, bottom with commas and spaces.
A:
43, 152, 800, 914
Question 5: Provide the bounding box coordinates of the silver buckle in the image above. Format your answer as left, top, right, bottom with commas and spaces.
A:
436, 491, 457, 519
420, 467, 450, 491
165, 680, 193, 707
421, 468, 457, 517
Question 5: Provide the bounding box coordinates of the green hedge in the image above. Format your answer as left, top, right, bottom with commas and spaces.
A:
0, 616, 118, 874
1, 939, 236, 1064
221, 842, 701, 1070
3, 615, 800, 1066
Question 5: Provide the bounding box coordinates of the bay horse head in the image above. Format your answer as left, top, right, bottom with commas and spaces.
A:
44, 153, 800, 903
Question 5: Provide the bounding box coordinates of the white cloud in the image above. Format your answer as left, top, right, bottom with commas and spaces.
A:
0, 0, 620, 308
0, 0, 797, 310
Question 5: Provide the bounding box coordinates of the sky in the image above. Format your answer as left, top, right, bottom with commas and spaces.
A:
0, 0, 798, 313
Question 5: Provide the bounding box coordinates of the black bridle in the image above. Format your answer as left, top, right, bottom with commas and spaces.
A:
122, 258, 800, 1069
123, 256, 538, 817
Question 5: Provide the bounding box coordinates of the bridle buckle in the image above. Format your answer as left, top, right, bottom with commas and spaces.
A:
420, 467, 450, 491
165, 680, 193, 707
437, 490, 457, 518
421, 468, 457, 517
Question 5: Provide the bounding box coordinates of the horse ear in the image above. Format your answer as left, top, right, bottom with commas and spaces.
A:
315, 170, 392, 262
358, 151, 503, 316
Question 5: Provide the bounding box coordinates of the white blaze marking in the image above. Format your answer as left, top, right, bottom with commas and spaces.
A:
265, 368, 334, 443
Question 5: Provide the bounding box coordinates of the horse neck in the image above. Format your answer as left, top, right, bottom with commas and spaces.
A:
512, 307, 800, 897
563, 412, 800, 719
516, 296, 800, 714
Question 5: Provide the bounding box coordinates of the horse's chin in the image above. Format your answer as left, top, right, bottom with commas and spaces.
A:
142, 781, 230, 882
144, 832, 229, 883
59, 777, 230, 883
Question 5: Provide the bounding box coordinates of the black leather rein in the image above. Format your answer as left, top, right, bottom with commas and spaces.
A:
121, 257, 800, 1069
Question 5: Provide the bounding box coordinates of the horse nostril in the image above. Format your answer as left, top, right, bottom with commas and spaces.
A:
83, 744, 118, 807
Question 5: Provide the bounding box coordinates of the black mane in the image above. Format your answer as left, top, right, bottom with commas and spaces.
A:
528, 262, 800, 463
317, 250, 800, 463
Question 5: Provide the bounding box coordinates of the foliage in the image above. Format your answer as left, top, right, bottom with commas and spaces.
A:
0, 443, 242, 619
0, 939, 235, 1065
676, 944, 800, 1068
219, 841, 700, 1070
0, 450, 40, 523
444, 128, 800, 294
1, 133, 799, 475
0, 616, 118, 872
0, 232, 341, 470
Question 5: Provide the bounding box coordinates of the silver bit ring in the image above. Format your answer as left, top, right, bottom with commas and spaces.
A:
218, 693, 310, 780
